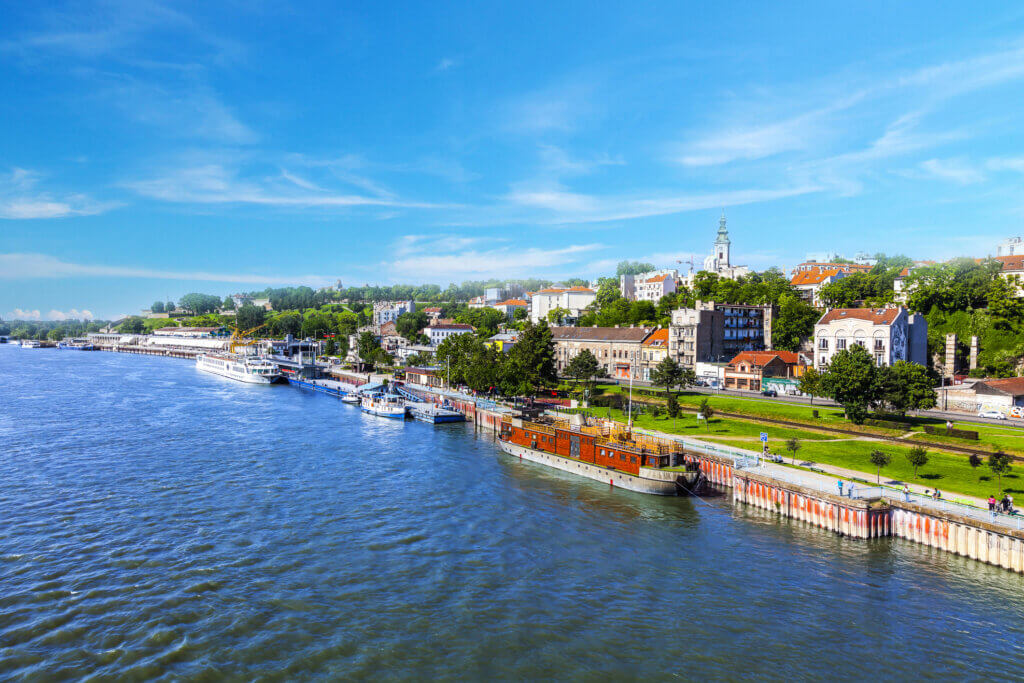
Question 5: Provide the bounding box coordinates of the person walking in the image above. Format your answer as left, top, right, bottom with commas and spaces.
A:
988, 495, 997, 512
837, 480, 844, 496
902, 484, 911, 502
848, 483, 856, 499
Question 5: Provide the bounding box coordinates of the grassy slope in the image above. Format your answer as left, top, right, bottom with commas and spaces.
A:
597, 408, 838, 442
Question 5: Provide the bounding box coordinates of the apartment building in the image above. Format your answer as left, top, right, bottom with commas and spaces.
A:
550, 326, 656, 380
373, 300, 415, 325
813, 306, 928, 369
530, 286, 597, 323
424, 323, 475, 347
668, 300, 773, 367
619, 269, 678, 302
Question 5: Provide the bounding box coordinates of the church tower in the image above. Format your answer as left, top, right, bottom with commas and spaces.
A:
714, 213, 731, 268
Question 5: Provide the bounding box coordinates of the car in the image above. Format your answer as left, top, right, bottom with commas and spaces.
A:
761, 389, 778, 397
978, 409, 1007, 420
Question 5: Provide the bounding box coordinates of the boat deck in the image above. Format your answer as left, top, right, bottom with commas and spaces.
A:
406, 401, 466, 424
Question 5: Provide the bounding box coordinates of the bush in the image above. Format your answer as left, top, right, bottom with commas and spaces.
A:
923, 425, 979, 440
592, 393, 624, 409
812, 409, 819, 418
864, 418, 908, 431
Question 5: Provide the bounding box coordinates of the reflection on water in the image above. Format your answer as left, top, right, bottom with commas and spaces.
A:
0, 346, 1022, 679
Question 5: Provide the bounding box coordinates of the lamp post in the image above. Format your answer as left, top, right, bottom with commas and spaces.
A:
627, 365, 634, 431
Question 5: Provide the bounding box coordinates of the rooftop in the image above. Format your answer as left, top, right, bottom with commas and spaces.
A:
791, 268, 844, 286
728, 350, 805, 367
817, 307, 902, 325
642, 329, 669, 347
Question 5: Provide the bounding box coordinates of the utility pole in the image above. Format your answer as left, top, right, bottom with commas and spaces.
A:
627, 365, 634, 431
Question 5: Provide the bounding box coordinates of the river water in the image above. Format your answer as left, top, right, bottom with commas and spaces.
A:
1, 346, 1022, 679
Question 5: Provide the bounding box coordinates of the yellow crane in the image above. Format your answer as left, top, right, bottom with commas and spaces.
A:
228, 323, 267, 354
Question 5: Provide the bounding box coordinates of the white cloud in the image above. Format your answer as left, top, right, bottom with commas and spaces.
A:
7, 308, 41, 320
434, 57, 459, 72
0, 253, 338, 287
385, 235, 603, 281
917, 158, 985, 184
46, 309, 94, 321
0, 168, 116, 219
123, 162, 447, 210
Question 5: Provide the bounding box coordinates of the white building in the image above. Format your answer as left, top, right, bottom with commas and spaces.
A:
492, 299, 529, 319
373, 300, 415, 326
529, 286, 597, 323
997, 237, 1024, 257
790, 268, 848, 306
813, 307, 928, 370
620, 269, 678, 302
425, 323, 475, 347
681, 214, 750, 287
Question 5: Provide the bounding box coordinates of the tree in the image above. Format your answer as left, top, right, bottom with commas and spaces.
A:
165, 301, 176, 312
324, 338, 337, 356
119, 317, 146, 334
151, 301, 164, 313
513, 308, 527, 321
905, 446, 929, 479
650, 357, 683, 398
504, 321, 556, 396
818, 345, 877, 423
395, 311, 429, 341
222, 296, 236, 311
869, 449, 891, 485
988, 451, 1012, 494
798, 367, 822, 405
616, 260, 655, 276
235, 303, 266, 331
358, 331, 380, 365
594, 277, 623, 309
47, 327, 65, 341
874, 361, 937, 415
546, 307, 571, 325
666, 393, 680, 419
772, 294, 820, 352
698, 397, 715, 432
785, 438, 801, 465
969, 453, 983, 470
179, 293, 221, 316
565, 349, 601, 392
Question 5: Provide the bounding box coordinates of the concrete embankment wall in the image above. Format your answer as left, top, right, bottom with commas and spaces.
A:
683, 450, 1023, 572
890, 503, 1024, 573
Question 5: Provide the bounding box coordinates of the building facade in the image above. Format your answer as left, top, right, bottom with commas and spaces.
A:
638, 328, 669, 381
424, 323, 475, 347
492, 299, 529, 319
668, 300, 773, 368
723, 351, 808, 393
529, 287, 597, 323
373, 300, 415, 325
550, 326, 656, 380
813, 307, 928, 369
619, 269, 678, 302
790, 268, 848, 306
681, 215, 751, 287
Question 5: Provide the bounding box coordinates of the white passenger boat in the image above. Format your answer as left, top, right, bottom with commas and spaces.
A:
341, 393, 361, 404
360, 393, 407, 419
20, 340, 42, 349
57, 338, 94, 350
196, 353, 281, 385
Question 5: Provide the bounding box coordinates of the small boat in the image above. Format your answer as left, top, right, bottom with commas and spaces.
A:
20, 340, 42, 349
360, 393, 407, 419
57, 338, 94, 350
341, 393, 360, 404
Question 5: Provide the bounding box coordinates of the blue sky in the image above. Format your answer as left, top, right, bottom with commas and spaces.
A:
4, 1, 1024, 319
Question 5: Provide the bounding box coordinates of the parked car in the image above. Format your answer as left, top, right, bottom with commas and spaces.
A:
761, 389, 778, 397
978, 409, 1007, 420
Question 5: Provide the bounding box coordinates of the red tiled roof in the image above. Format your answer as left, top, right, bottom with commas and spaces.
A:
494, 299, 528, 306
791, 268, 843, 286
979, 377, 1024, 395
642, 329, 669, 346
427, 323, 475, 331
816, 307, 902, 325
643, 274, 673, 283
424, 307, 442, 313
566, 286, 595, 292
994, 255, 1024, 271
728, 351, 805, 368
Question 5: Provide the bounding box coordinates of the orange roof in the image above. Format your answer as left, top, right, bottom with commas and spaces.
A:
642, 329, 669, 346
424, 306, 442, 312
494, 299, 528, 306
994, 255, 1024, 271
644, 274, 674, 283
798, 262, 872, 271
817, 307, 902, 325
566, 286, 595, 292
790, 268, 843, 286
728, 350, 805, 367
536, 288, 566, 294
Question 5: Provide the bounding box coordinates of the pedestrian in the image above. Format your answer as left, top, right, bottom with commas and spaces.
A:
848, 483, 855, 499
933, 489, 941, 500
837, 479, 844, 496
902, 484, 910, 502
1008, 494, 1015, 515
945, 420, 953, 431
988, 495, 997, 512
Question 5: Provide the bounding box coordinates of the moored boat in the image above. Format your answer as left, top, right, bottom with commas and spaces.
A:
196, 353, 281, 384
360, 393, 407, 419
499, 415, 701, 495
20, 340, 42, 349
57, 338, 94, 350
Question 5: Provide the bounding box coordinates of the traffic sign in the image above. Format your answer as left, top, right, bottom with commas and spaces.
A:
760, 432, 768, 442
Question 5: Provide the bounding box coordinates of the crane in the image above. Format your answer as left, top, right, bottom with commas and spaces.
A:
228, 323, 267, 355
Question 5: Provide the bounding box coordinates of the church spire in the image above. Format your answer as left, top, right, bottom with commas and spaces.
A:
716, 211, 730, 244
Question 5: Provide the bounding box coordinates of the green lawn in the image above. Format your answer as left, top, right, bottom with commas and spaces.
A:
595, 407, 838, 443
709, 437, 1020, 501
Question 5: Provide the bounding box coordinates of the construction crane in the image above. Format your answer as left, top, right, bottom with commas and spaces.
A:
228, 323, 266, 355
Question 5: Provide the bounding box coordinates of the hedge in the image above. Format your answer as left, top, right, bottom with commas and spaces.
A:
923, 425, 980, 441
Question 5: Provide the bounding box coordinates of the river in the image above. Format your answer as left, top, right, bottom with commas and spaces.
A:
1, 346, 1022, 679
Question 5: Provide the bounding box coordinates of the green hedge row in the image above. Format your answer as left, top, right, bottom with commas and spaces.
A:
923, 425, 980, 440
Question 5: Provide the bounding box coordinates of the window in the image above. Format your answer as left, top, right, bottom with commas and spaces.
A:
836, 338, 846, 350
820, 355, 827, 366
874, 340, 884, 351
876, 354, 884, 366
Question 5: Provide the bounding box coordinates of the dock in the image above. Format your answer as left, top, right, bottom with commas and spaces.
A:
406, 401, 466, 424
286, 376, 356, 399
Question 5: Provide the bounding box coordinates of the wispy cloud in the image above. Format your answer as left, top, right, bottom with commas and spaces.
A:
0, 253, 337, 287
47, 308, 94, 321
434, 57, 459, 73
385, 235, 603, 280
0, 168, 116, 219
916, 158, 986, 184
123, 161, 449, 210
